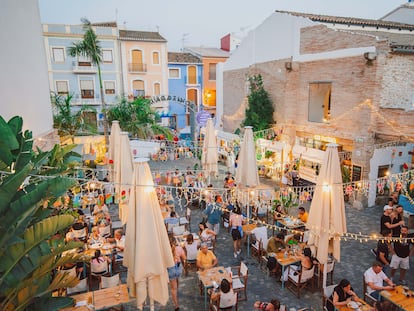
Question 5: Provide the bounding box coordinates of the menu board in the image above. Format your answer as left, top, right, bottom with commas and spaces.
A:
352, 165, 362, 182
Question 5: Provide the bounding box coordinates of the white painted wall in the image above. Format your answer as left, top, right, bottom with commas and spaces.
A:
0, 0, 53, 137
223, 12, 314, 71
216, 62, 224, 130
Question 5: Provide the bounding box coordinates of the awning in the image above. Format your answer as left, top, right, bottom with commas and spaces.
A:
292, 145, 325, 164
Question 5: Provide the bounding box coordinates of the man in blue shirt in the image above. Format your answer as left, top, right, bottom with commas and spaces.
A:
204, 195, 223, 234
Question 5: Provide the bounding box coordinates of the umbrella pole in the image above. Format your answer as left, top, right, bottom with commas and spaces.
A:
150, 298, 154, 311
323, 261, 328, 289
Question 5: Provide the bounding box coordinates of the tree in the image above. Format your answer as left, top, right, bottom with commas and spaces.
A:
107, 97, 172, 140
51, 92, 97, 143
0, 116, 84, 311
68, 18, 108, 145
242, 74, 274, 131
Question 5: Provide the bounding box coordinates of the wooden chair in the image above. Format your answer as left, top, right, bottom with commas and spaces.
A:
99, 224, 112, 238
231, 261, 248, 301
363, 275, 377, 306
314, 259, 335, 288
286, 265, 315, 298
322, 284, 337, 311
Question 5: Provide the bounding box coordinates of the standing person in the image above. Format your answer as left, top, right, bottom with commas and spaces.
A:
390, 225, 414, 285
375, 229, 392, 276
380, 204, 402, 233
204, 195, 223, 234
229, 205, 243, 258
390, 204, 404, 237
364, 261, 395, 300
199, 222, 217, 250
326, 279, 361, 311
167, 238, 186, 311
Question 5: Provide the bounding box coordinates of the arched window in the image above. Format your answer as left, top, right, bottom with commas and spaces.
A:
133, 80, 145, 98
154, 83, 161, 95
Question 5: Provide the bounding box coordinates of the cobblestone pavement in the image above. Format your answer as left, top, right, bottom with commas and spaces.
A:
109, 158, 414, 311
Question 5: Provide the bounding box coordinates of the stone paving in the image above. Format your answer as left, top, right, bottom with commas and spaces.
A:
109, 158, 414, 311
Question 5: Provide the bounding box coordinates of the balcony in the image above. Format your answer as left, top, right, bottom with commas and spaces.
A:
71, 93, 101, 106
128, 63, 147, 73
72, 61, 98, 73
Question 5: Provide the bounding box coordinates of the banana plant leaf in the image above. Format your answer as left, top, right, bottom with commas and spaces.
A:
0, 116, 19, 167
13, 129, 33, 172
0, 215, 74, 291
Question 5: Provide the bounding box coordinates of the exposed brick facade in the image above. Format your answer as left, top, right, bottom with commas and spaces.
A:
223, 23, 414, 179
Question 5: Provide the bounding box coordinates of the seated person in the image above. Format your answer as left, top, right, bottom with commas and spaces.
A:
297, 206, 308, 223
285, 233, 302, 246
88, 226, 105, 247
196, 243, 218, 271
199, 221, 217, 249
364, 261, 395, 300
107, 229, 125, 259
266, 233, 286, 254
210, 279, 237, 310
164, 211, 180, 233
326, 279, 361, 311
93, 196, 109, 216
282, 247, 313, 281
253, 299, 281, 311
90, 249, 111, 275
184, 234, 199, 261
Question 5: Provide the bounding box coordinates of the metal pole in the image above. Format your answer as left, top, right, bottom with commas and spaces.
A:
190, 101, 196, 142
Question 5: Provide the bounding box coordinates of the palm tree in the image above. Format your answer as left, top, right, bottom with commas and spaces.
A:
107, 97, 173, 140
0, 116, 84, 310
68, 18, 108, 145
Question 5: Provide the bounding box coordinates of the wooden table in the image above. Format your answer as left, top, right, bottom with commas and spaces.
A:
336, 299, 372, 311
84, 242, 115, 257
175, 233, 199, 247
242, 223, 257, 257
278, 217, 305, 230
60, 284, 129, 310
380, 286, 414, 311
197, 266, 232, 311
268, 252, 301, 289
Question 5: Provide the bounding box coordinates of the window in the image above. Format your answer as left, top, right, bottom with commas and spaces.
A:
308, 82, 331, 123
208, 63, 217, 81
78, 54, 91, 66
187, 65, 197, 84
152, 51, 160, 65
80, 80, 94, 98
154, 83, 161, 96
102, 50, 113, 63
56, 81, 68, 95
52, 47, 65, 62
133, 80, 145, 98
104, 81, 115, 94
169, 68, 180, 78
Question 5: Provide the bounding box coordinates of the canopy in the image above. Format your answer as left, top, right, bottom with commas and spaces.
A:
124, 159, 174, 310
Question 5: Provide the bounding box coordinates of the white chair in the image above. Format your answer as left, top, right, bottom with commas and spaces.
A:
287, 265, 315, 298
99, 225, 111, 238
315, 259, 335, 288
322, 284, 337, 311
251, 226, 268, 261
71, 227, 88, 241
363, 274, 377, 305
67, 278, 88, 295
232, 261, 248, 301
100, 273, 121, 289
172, 225, 186, 236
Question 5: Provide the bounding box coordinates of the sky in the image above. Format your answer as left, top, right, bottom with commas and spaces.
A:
38, 0, 406, 52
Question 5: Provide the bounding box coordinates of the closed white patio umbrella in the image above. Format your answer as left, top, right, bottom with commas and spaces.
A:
235, 126, 259, 219
201, 118, 218, 180
124, 159, 174, 310
116, 132, 133, 224
108, 120, 121, 181
306, 143, 347, 288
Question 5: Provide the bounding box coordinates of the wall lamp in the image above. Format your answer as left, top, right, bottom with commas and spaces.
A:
364, 52, 377, 61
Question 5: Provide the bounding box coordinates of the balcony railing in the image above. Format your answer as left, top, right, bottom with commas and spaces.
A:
72, 61, 98, 73
128, 63, 147, 73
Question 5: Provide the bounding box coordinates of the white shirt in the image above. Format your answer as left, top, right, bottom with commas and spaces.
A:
115, 235, 126, 257
364, 267, 388, 294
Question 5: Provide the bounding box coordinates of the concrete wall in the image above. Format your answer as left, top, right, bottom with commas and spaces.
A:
0, 0, 54, 138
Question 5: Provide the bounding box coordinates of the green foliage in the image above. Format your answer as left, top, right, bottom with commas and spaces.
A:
107, 97, 172, 140
242, 74, 275, 131
272, 191, 298, 214
51, 93, 97, 140
0, 116, 81, 311
265, 150, 275, 159
341, 165, 351, 183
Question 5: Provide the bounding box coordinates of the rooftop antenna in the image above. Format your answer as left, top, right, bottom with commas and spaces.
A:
181, 33, 190, 51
